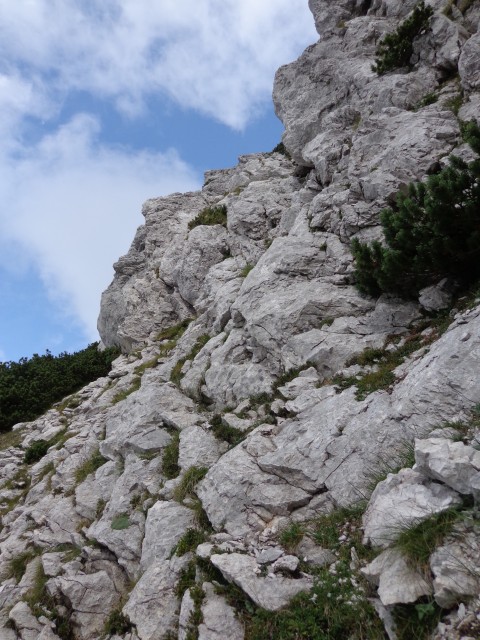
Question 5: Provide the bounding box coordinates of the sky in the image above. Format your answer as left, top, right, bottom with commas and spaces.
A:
0, 0, 318, 363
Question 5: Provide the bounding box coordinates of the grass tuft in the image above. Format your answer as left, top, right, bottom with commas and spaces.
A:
162, 431, 180, 479
188, 205, 227, 230
173, 467, 208, 503
111, 513, 131, 530
111, 377, 141, 404
174, 528, 207, 556
278, 522, 304, 552
210, 414, 245, 446
74, 449, 108, 485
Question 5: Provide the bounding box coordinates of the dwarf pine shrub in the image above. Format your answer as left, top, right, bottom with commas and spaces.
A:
372, 1, 433, 75
351, 154, 480, 297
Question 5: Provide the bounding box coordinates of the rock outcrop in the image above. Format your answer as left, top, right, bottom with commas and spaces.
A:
1, 1, 480, 639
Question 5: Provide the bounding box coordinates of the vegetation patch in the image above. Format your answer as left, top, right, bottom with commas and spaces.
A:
170, 335, 211, 386
173, 466, 208, 503
394, 504, 470, 569
331, 324, 443, 400
156, 318, 193, 343
366, 441, 416, 493
271, 142, 291, 158
104, 608, 134, 635
210, 414, 245, 446
0, 343, 119, 433
7, 549, 38, 583
74, 449, 108, 484
111, 376, 141, 404
188, 205, 227, 231
0, 428, 25, 451
111, 513, 131, 530
162, 431, 180, 479
24, 439, 50, 464
134, 357, 159, 375
175, 528, 208, 557
23, 562, 74, 640
240, 264, 254, 278
372, 1, 434, 75
278, 522, 304, 552
393, 600, 443, 640
351, 132, 480, 298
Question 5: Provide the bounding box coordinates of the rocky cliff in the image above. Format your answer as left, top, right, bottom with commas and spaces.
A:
1, 1, 480, 639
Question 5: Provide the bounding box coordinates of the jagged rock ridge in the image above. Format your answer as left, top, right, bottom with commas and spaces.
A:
1, 1, 480, 638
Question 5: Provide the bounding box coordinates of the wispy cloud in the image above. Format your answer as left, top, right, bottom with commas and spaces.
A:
0, 0, 316, 128
0, 114, 200, 338
0, 0, 316, 344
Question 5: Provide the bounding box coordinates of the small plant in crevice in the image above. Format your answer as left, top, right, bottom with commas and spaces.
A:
210, 414, 245, 447
7, 549, 38, 583
74, 449, 108, 485
156, 318, 193, 349
240, 264, 254, 278
23, 439, 50, 464
173, 466, 208, 503
271, 142, 291, 158
372, 1, 434, 75
170, 334, 211, 386
188, 205, 227, 231
393, 599, 443, 640
104, 608, 134, 635
393, 502, 472, 570
174, 528, 208, 557
365, 440, 416, 493
162, 430, 180, 479
331, 321, 447, 400
278, 522, 304, 553
111, 376, 141, 404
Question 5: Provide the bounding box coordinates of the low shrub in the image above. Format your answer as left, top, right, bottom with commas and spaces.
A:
373, 1, 434, 75
188, 205, 227, 230
174, 528, 207, 556
104, 608, 133, 635
24, 439, 50, 464
351, 155, 480, 298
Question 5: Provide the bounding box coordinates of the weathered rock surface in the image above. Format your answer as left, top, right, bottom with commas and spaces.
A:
210, 553, 312, 611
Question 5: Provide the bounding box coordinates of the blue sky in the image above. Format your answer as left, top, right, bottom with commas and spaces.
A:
0, 0, 317, 362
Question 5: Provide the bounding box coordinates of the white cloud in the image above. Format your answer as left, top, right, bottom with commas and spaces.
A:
0, 0, 317, 348
0, 114, 200, 339
0, 0, 317, 128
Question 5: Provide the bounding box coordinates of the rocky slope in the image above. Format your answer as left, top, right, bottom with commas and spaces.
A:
1, 1, 480, 639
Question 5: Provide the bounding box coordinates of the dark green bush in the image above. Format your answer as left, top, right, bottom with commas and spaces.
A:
24, 440, 50, 464
0, 343, 119, 432
351, 155, 480, 297
188, 205, 227, 230
373, 1, 433, 75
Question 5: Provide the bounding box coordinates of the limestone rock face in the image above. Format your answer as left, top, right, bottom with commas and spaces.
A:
1, 1, 480, 639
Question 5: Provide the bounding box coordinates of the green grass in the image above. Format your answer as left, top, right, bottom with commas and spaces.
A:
0, 428, 25, 451
394, 507, 466, 569
174, 528, 208, 556
24, 562, 74, 640
445, 93, 463, 115
173, 466, 208, 503
170, 335, 211, 385
393, 600, 443, 639
134, 357, 159, 375
7, 549, 38, 582
176, 559, 197, 598
366, 441, 415, 493
111, 376, 141, 404
111, 513, 131, 530
188, 205, 227, 230
240, 264, 254, 278
332, 320, 450, 400
162, 431, 180, 479
156, 318, 193, 342
210, 414, 245, 446
74, 449, 108, 484
104, 608, 133, 635
278, 522, 304, 552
